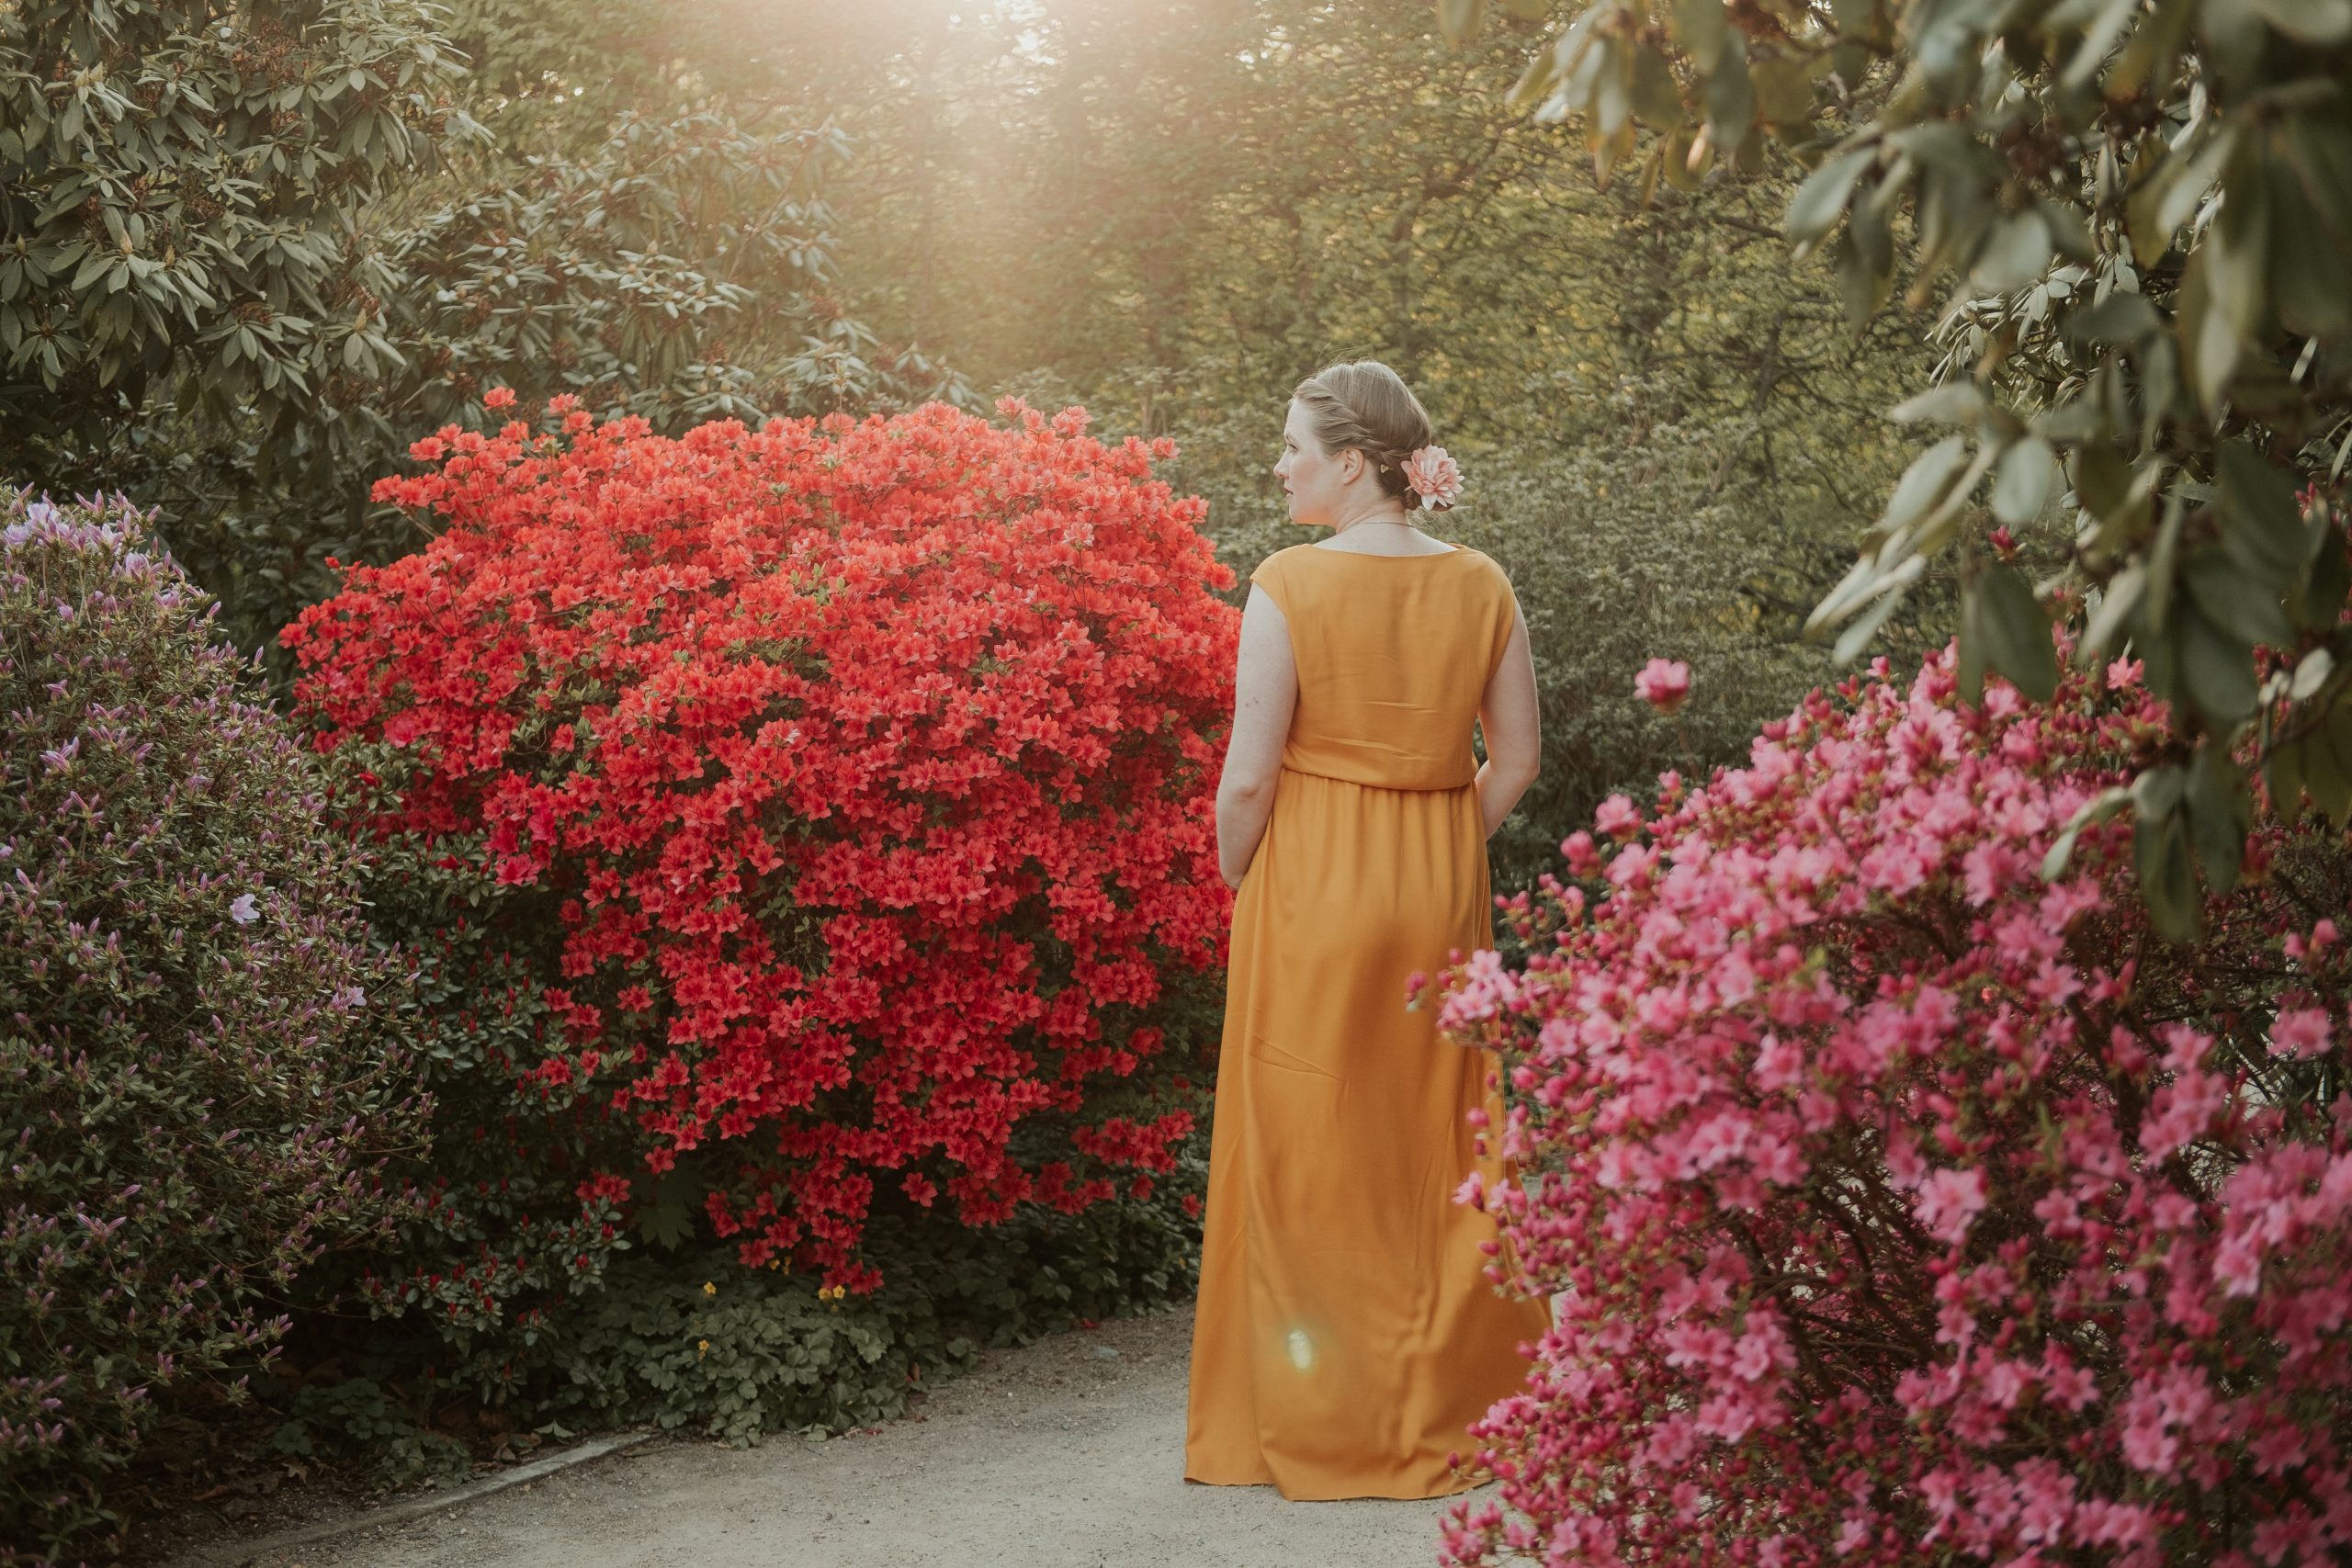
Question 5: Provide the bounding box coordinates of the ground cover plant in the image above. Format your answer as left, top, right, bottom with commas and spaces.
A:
0, 490, 423, 1567
1431, 603, 2352, 1565
277, 394, 1236, 1404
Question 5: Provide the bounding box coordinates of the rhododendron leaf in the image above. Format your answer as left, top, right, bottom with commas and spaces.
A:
1787, 148, 1875, 257
1668, 0, 1729, 58
2143, 490, 2188, 635
1438, 0, 1487, 50
1992, 436, 2059, 525
2185, 745, 2253, 895
2290, 646, 2336, 704
2216, 441, 2309, 580
1702, 40, 1755, 153
1831, 562, 1919, 664
1632, 46, 1685, 127
2248, 0, 2352, 45
2068, 289, 2164, 347
1889, 383, 1983, 426
2041, 785, 2131, 881
2178, 601, 2259, 727
1834, 205, 1896, 330
2304, 702, 2352, 824
2288, 515, 2352, 630
2077, 560, 2145, 662
2132, 759, 2186, 823
2267, 733, 2308, 827
2132, 805, 2200, 943
2182, 547, 2291, 648
1964, 563, 2058, 704
1878, 434, 1972, 541
1751, 55, 1815, 130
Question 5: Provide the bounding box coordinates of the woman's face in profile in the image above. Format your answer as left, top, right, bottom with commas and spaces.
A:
1274, 399, 1350, 529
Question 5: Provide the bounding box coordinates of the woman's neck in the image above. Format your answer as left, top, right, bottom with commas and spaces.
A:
1328, 503, 1415, 536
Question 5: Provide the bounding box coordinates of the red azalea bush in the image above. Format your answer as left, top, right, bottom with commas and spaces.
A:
1433, 642, 2352, 1567
282, 395, 1236, 1311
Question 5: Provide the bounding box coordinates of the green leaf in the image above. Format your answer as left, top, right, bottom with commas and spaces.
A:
2069, 290, 2161, 345
1890, 383, 1984, 424
2178, 601, 2259, 728
1750, 55, 1815, 126
1631, 46, 1684, 125
2133, 804, 2200, 944
2267, 733, 2308, 827
1704, 38, 1755, 146
2183, 547, 2293, 646
1438, 0, 1488, 48
1880, 434, 1972, 539
1832, 563, 1922, 662
1778, 146, 1871, 247
2070, 440, 2133, 522
1971, 210, 2051, 294
1834, 202, 1894, 329
1668, 0, 1729, 58
2184, 744, 2253, 895
2290, 526, 2352, 631
2041, 784, 2132, 881
2247, 0, 2352, 44
1972, 561, 2059, 702
2301, 704, 2352, 824
2216, 441, 2309, 580
1993, 437, 2059, 525
2081, 561, 2147, 660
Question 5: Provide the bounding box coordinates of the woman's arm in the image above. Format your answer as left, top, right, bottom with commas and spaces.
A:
1216, 583, 1298, 890
1475, 599, 1540, 839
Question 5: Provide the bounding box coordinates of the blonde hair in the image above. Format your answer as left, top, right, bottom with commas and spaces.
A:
1290, 360, 1445, 510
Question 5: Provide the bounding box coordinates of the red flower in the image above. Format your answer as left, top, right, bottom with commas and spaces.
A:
287, 399, 1237, 1285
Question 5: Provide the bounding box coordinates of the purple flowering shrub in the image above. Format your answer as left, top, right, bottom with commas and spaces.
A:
0, 490, 426, 1566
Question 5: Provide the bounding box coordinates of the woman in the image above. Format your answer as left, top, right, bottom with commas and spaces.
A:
1182, 361, 1551, 1500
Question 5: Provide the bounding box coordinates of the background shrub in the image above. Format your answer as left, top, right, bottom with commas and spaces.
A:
0, 490, 424, 1567
1432, 625, 2352, 1567
274, 395, 1234, 1403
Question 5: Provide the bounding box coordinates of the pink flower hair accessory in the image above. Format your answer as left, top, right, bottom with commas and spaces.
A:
1400, 446, 1463, 510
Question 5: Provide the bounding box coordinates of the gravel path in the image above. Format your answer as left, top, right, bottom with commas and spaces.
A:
156, 1303, 1495, 1568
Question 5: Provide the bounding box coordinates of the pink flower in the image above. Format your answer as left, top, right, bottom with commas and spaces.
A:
1635, 657, 1691, 714
1594, 793, 1643, 839
482, 386, 518, 411
2269, 1007, 2332, 1060
1914, 1166, 1989, 1247
1401, 446, 1464, 509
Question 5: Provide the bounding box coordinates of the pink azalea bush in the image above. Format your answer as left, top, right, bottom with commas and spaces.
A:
1433, 641, 2352, 1568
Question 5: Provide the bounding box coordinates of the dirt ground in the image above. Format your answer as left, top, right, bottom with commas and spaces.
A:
152, 1302, 1501, 1568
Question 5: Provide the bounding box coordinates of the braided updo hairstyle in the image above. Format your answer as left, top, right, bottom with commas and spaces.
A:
1290, 360, 1449, 512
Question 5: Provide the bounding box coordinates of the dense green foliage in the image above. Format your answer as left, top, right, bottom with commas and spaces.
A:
270, 1178, 1205, 1486
1463, 0, 2352, 940
2, 0, 961, 658
0, 490, 423, 1566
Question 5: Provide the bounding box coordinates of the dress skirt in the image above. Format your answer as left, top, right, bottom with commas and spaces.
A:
1182, 765, 1552, 1500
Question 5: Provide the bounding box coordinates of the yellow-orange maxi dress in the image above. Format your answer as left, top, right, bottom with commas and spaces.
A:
1183, 539, 1552, 1501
